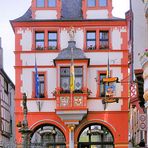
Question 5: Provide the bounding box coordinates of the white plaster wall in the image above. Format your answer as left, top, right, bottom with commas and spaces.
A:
132, 0, 147, 69
85, 52, 122, 65
21, 68, 56, 98
75, 29, 84, 49
111, 28, 126, 50
27, 100, 56, 112
60, 29, 69, 49
35, 10, 57, 19
21, 69, 33, 97
86, 10, 108, 19
47, 68, 56, 98
112, 67, 123, 97
21, 53, 58, 66
88, 99, 123, 111
87, 68, 98, 97
17, 28, 32, 51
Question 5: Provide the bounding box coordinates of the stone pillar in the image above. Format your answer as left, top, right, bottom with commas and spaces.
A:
68, 124, 75, 148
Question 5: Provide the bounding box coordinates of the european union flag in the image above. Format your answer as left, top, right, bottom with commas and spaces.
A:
35, 58, 40, 98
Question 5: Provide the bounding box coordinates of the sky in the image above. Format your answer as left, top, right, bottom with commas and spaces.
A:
0, 0, 129, 83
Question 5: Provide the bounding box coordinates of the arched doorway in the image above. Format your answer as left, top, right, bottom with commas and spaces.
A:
78, 124, 114, 148
30, 124, 66, 148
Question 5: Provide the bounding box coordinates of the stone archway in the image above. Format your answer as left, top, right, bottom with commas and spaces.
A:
77, 123, 114, 148
30, 124, 66, 148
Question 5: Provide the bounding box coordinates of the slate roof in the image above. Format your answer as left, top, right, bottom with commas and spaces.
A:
61, 0, 82, 20
13, 8, 32, 22
54, 41, 89, 62
12, 4, 125, 22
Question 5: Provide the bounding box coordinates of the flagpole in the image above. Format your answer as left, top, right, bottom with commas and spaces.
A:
107, 51, 110, 78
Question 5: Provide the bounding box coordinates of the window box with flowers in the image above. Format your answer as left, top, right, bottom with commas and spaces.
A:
139, 48, 148, 66
52, 87, 91, 96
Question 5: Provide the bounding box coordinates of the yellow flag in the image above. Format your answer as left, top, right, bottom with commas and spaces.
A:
70, 48, 75, 92
70, 63, 75, 92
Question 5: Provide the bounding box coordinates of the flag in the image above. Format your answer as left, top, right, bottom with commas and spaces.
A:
70, 48, 75, 92
106, 52, 110, 78
35, 56, 40, 98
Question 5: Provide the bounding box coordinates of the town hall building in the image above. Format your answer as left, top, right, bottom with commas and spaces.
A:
11, 0, 129, 147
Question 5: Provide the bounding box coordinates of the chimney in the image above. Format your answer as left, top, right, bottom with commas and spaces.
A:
0, 37, 3, 69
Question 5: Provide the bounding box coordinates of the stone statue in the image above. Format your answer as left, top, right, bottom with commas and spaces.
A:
23, 93, 28, 115
68, 27, 75, 41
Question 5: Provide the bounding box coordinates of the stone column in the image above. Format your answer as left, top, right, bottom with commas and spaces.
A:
68, 124, 75, 148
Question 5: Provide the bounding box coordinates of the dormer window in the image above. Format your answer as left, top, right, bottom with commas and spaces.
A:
99, 0, 107, 6
87, 0, 96, 7
36, 0, 45, 7
48, 0, 56, 7
87, 0, 107, 8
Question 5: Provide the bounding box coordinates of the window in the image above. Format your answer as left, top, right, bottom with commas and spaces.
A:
87, 31, 96, 50
87, 0, 96, 7
36, 0, 45, 7
38, 74, 45, 98
74, 67, 83, 91
48, 32, 57, 50
48, 0, 56, 7
99, 31, 109, 49
4, 80, 8, 94
60, 67, 70, 92
100, 73, 106, 97
35, 32, 44, 49
99, 0, 107, 6
60, 67, 83, 93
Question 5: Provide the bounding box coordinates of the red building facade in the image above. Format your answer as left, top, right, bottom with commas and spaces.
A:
11, 0, 129, 147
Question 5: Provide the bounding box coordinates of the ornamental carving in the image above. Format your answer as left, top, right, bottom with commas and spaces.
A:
74, 96, 83, 106
60, 96, 70, 106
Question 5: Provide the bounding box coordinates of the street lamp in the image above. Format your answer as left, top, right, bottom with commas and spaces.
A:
17, 93, 31, 148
